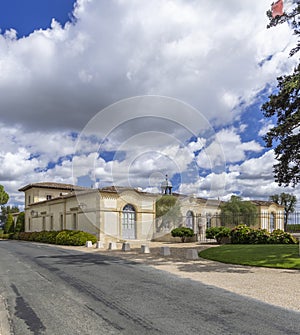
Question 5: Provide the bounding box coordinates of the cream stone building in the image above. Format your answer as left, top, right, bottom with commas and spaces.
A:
19, 183, 157, 243
19, 181, 285, 243
153, 194, 222, 241
251, 200, 285, 231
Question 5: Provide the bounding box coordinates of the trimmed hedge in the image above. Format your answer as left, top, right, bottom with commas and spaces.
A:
171, 227, 194, 242
0, 229, 10, 239
206, 227, 231, 244
10, 230, 97, 246
55, 230, 97, 246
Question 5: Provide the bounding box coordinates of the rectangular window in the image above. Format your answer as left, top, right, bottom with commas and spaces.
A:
206, 217, 211, 229
28, 218, 31, 231
50, 216, 54, 230
72, 213, 77, 230
42, 217, 46, 231
28, 195, 31, 205
46, 195, 52, 200
60, 214, 64, 230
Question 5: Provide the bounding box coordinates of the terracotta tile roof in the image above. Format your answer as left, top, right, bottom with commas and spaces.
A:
99, 186, 157, 197
251, 200, 284, 207
18, 182, 88, 192
99, 186, 119, 192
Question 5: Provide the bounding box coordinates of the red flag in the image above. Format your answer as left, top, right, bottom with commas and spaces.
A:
271, 0, 284, 18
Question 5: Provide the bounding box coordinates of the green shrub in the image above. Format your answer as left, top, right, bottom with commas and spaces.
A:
28, 232, 38, 241
10, 230, 97, 246
55, 230, 80, 245
55, 230, 97, 246
33, 231, 48, 243
205, 227, 220, 240
18, 232, 33, 241
230, 224, 253, 244
268, 230, 298, 244
248, 229, 270, 244
205, 227, 231, 244
230, 225, 297, 244
0, 230, 10, 239
55, 230, 71, 245
47, 231, 60, 244
171, 227, 194, 242
9, 232, 19, 240
33, 231, 60, 244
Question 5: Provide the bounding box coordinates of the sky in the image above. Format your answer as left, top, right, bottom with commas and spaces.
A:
0, 0, 299, 210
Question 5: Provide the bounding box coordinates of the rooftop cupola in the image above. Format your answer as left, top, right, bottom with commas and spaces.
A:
161, 174, 172, 195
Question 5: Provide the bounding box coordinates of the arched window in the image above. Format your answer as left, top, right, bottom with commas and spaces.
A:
122, 204, 136, 239
270, 212, 275, 232
186, 211, 194, 229
206, 214, 212, 229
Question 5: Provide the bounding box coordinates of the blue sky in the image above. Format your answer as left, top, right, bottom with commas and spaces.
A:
0, 0, 75, 37
0, 0, 299, 209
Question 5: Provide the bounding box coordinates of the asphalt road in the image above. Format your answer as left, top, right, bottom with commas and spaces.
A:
0, 240, 299, 335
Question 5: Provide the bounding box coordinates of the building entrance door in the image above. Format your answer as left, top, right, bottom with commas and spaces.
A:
122, 204, 136, 239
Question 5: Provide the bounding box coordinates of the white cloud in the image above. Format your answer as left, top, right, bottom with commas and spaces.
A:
233, 150, 276, 180
1, 0, 299, 207
226, 151, 300, 202
0, 0, 296, 131
0, 148, 38, 180
196, 127, 263, 170
178, 150, 300, 205
258, 120, 274, 137
4, 29, 17, 40
188, 138, 206, 153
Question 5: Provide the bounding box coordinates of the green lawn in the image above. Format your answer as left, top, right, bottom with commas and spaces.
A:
199, 244, 300, 269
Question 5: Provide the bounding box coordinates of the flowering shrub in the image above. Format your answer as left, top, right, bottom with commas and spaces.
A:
230, 225, 253, 244
230, 225, 297, 244
267, 229, 298, 244
249, 229, 270, 244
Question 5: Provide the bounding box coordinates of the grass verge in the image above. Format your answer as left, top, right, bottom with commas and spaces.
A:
199, 244, 300, 269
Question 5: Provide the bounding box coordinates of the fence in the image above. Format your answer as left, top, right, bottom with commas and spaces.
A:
286, 212, 300, 233
155, 212, 300, 234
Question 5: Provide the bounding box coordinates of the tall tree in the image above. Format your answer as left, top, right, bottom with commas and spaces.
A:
3, 213, 14, 234
269, 192, 297, 230
261, 2, 300, 186
15, 212, 25, 233
0, 185, 9, 206
155, 195, 182, 230
220, 195, 258, 227
0, 205, 19, 224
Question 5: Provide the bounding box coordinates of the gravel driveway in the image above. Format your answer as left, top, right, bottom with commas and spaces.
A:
59, 241, 300, 313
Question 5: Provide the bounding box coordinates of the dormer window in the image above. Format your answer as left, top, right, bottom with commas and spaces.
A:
46, 195, 52, 200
